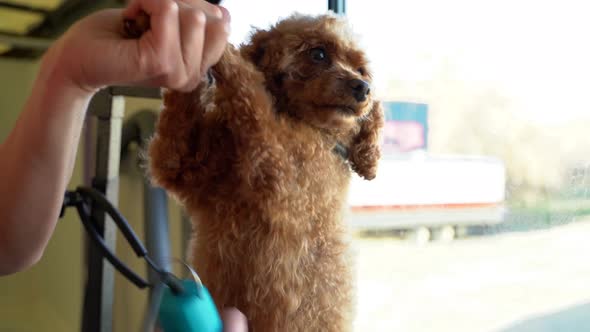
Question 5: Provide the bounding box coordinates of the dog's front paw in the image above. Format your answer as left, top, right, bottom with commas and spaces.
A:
349, 143, 380, 180
210, 45, 242, 82
210, 45, 263, 89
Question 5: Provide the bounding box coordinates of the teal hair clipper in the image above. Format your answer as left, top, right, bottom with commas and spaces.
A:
158, 279, 222, 332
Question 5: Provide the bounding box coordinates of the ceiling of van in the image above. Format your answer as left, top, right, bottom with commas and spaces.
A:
0, 0, 123, 59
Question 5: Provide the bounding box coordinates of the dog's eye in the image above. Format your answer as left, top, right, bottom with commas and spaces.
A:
310, 47, 328, 63
357, 67, 366, 75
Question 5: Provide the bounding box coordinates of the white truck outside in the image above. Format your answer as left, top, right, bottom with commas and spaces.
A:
347, 152, 506, 241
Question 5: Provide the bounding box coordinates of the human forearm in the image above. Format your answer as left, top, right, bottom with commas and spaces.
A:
0, 53, 92, 275
0, 0, 229, 275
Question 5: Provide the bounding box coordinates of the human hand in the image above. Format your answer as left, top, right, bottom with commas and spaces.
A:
153, 307, 248, 332
221, 307, 248, 332
42, 0, 230, 95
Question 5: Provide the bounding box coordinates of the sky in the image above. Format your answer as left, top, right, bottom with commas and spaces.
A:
222, 0, 590, 125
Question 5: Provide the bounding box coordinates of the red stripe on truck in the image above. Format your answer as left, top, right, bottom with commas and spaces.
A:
350, 202, 502, 212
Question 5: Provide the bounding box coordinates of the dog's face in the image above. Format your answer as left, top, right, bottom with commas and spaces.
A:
242, 14, 375, 130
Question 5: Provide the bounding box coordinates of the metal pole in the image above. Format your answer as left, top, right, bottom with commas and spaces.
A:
328, 0, 346, 14
141, 183, 170, 332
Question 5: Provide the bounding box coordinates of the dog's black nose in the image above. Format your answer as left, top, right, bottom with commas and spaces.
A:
348, 79, 370, 102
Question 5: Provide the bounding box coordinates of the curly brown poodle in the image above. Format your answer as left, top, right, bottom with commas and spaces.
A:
149, 13, 384, 332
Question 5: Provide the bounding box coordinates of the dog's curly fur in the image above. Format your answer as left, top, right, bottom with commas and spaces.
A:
148, 13, 383, 331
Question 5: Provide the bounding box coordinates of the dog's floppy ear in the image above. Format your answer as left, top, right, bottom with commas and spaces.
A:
349, 101, 384, 180
241, 28, 274, 68
241, 29, 287, 94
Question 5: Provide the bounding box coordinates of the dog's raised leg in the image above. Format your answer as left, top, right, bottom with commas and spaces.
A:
208, 46, 292, 200
192, 46, 307, 331
349, 101, 384, 180
148, 86, 212, 200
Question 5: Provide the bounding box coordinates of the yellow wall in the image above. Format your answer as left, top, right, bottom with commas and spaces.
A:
0, 58, 187, 331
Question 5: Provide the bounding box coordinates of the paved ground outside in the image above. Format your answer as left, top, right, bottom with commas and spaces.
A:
353, 218, 590, 332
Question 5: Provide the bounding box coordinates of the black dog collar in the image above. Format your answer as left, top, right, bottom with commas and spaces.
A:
333, 142, 349, 160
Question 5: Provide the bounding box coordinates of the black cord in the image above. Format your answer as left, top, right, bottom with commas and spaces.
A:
77, 187, 148, 257
62, 186, 184, 294
144, 256, 184, 295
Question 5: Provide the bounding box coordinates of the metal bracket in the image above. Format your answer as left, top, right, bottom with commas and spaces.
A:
82, 89, 123, 332
82, 86, 161, 332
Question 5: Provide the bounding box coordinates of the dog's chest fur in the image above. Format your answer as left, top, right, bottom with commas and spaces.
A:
188, 120, 354, 326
